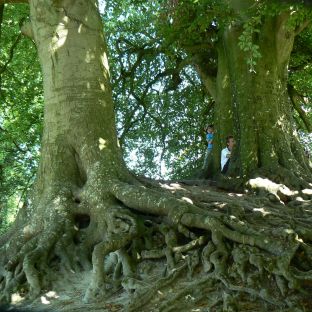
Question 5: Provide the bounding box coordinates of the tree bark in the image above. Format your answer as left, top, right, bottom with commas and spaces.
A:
1, 0, 134, 300
200, 12, 312, 188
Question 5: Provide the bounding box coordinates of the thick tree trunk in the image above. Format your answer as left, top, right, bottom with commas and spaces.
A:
201, 14, 312, 188
32, 0, 125, 191
1, 0, 135, 300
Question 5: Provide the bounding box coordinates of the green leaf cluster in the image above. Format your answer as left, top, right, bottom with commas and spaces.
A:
0, 4, 43, 232
104, 0, 213, 179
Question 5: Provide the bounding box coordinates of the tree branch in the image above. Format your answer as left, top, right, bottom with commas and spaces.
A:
294, 19, 310, 36
0, 32, 22, 75
194, 64, 217, 100
21, 20, 34, 39
0, 125, 28, 153
288, 84, 312, 132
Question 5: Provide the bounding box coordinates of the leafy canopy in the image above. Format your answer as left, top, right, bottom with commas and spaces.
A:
0, 0, 312, 230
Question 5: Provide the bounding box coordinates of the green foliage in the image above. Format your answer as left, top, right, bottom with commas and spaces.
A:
156, 0, 231, 52
289, 23, 312, 145
286, 3, 312, 30
238, 1, 311, 71
0, 4, 43, 232
103, 0, 312, 180
290, 24, 312, 94
104, 0, 213, 179
238, 16, 262, 72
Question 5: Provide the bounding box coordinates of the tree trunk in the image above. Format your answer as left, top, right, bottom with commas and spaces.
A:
32, 0, 125, 190
202, 13, 312, 188
1, 0, 136, 300
1, 2, 312, 311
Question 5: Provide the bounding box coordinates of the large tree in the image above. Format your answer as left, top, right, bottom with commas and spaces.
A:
162, 0, 312, 187
0, 1, 312, 311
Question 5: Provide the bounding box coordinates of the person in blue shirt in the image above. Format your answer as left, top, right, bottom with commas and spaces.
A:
202, 125, 214, 170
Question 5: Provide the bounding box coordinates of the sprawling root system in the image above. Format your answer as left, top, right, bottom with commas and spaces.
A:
1, 177, 312, 311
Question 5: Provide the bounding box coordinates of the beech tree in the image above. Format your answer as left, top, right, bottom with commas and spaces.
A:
104, 0, 312, 183
161, 0, 312, 187
0, 1, 312, 311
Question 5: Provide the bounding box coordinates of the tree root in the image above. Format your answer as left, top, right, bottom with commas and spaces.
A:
107, 178, 312, 310
0, 177, 311, 311
127, 263, 187, 312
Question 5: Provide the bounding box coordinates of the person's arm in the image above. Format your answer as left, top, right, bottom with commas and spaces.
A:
221, 149, 227, 169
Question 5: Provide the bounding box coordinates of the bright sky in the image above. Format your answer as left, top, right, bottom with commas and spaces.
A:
99, 0, 105, 14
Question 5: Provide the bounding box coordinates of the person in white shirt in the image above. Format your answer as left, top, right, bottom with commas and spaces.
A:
221, 136, 234, 174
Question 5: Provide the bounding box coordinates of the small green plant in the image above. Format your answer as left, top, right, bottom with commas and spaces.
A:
238, 16, 262, 72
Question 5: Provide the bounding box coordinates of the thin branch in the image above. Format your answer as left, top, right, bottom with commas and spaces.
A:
194, 64, 217, 100
295, 19, 311, 36
0, 32, 23, 75
0, 125, 28, 153
16, 171, 35, 210
118, 103, 144, 145
288, 84, 312, 132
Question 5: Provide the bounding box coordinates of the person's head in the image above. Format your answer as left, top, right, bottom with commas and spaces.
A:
226, 135, 235, 150
206, 125, 214, 133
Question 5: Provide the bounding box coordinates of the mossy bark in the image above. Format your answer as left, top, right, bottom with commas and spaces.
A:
200, 14, 312, 188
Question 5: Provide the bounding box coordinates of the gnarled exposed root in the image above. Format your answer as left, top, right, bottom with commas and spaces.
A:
0, 195, 74, 302
0, 177, 312, 311
84, 232, 136, 302
105, 178, 312, 310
